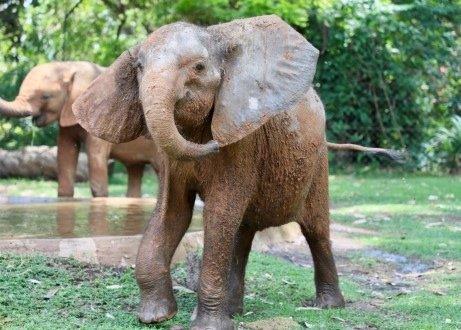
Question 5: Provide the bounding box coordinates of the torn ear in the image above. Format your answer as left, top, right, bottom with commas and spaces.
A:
208, 15, 319, 146
72, 46, 146, 143
59, 71, 78, 127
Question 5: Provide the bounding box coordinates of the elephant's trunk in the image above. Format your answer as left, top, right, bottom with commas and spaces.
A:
140, 69, 219, 160
0, 97, 34, 117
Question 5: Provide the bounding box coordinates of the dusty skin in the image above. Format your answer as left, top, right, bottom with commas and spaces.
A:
0, 61, 162, 197
74, 15, 399, 329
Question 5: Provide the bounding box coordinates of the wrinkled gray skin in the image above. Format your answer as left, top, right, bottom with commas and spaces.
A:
73, 15, 396, 329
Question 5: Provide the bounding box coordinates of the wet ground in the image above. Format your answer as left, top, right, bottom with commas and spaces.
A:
0, 197, 445, 283
0, 197, 304, 266
0, 197, 203, 239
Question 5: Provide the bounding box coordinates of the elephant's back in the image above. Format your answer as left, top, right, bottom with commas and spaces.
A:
69, 61, 105, 79
110, 137, 161, 166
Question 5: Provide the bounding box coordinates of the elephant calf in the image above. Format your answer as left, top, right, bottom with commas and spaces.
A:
0, 61, 162, 197
73, 15, 401, 329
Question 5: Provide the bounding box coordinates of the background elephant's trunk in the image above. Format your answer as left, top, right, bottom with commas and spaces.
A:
0, 97, 34, 117
140, 71, 218, 160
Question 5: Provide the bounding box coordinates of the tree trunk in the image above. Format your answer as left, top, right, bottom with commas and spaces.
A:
0, 146, 89, 181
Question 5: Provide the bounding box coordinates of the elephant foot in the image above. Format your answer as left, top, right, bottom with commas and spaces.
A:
311, 290, 345, 309
227, 299, 244, 316
191, 313, 235, 330
138, 295, 177, 324
58, 190, 74, 198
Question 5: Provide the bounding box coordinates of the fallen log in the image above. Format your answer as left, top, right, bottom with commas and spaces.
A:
0, 146, 88, 181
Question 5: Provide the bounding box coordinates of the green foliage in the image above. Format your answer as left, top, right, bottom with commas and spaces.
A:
422, 115, 461, 173
0, 0, 459, 171
306, 1, 460, 168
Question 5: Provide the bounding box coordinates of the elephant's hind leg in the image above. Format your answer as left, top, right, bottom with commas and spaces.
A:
86, 137, 111, 197
299, 155, 344, 308
136, 174, 195, 323
126, 164, 145, 197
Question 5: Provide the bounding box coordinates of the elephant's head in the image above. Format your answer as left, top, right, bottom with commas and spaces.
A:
0, 62, 102, 127
73, 15, 319, 160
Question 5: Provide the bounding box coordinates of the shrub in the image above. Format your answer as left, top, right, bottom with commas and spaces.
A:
422, 115, 461, 173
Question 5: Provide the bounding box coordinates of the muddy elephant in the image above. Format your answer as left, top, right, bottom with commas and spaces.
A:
0, 61, 163, 197
73, 15, 401, 329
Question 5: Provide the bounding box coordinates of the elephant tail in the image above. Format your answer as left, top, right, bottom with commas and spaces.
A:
326, 142, 406, 163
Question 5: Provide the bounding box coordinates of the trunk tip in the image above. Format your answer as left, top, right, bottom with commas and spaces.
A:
174, 140, 220, 161
192, 140, 220, 160
207, 140, 220, 153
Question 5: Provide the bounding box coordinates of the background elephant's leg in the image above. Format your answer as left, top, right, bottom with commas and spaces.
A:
193, 192, 249, 330
226, 224, 255, 316
88, 202, 109, 235
126, 164, 145, 197
300, 156, 344, 308
56, 205, 76, 237
86, 137, 111, 197
57, 128, 80, 197
136, 176, 195, 324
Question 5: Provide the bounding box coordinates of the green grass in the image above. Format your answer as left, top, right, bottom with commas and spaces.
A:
330, 172, 460, 206
327, 173, 461, 329
0, 171, 159, 198
330, 173, 460, 260
1, 252, 458, 330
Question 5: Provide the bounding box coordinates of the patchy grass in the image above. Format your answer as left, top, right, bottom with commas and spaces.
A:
330, 173, 460, 260
0, 172, 460, 328
327, 173, 461, 329
1, 253, 459, 329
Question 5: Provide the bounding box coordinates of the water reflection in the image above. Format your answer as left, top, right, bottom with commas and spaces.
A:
0, 197, 203, 239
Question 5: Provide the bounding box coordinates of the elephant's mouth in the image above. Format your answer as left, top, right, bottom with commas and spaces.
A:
32, 115, 47, 127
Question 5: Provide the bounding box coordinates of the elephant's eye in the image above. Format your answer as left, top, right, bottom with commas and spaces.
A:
194, 62, 205, 73
135, 60, 144, 72
41, 94, 51, 100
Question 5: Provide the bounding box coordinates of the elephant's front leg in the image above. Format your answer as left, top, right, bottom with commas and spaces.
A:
57, 128, 80, 197
86, 137, 111, 197
192, 191, 250, 330
136, 176, 195, 323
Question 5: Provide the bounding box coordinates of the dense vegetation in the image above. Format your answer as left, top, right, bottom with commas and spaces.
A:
0, 0, 459, 172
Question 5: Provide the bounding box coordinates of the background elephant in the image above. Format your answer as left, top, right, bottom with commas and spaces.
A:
0, 61, 163, 197
74, 15, 401, 329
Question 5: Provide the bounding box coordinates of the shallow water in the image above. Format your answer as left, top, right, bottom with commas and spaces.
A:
0, 197, 203, 239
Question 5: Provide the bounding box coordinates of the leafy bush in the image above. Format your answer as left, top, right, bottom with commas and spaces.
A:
305, 1, 460, 168
422, 115, 461, 173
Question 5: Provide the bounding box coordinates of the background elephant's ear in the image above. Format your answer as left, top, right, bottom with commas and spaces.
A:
72, 47, 145, 144
59, 71, 78, 127
209, 15, 319, 146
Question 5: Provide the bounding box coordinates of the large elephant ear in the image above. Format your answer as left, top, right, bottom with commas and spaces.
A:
72, 47, 146, 144
208, 15, 319, 146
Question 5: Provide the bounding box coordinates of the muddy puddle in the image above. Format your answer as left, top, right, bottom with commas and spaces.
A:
0, 197, 203, 239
